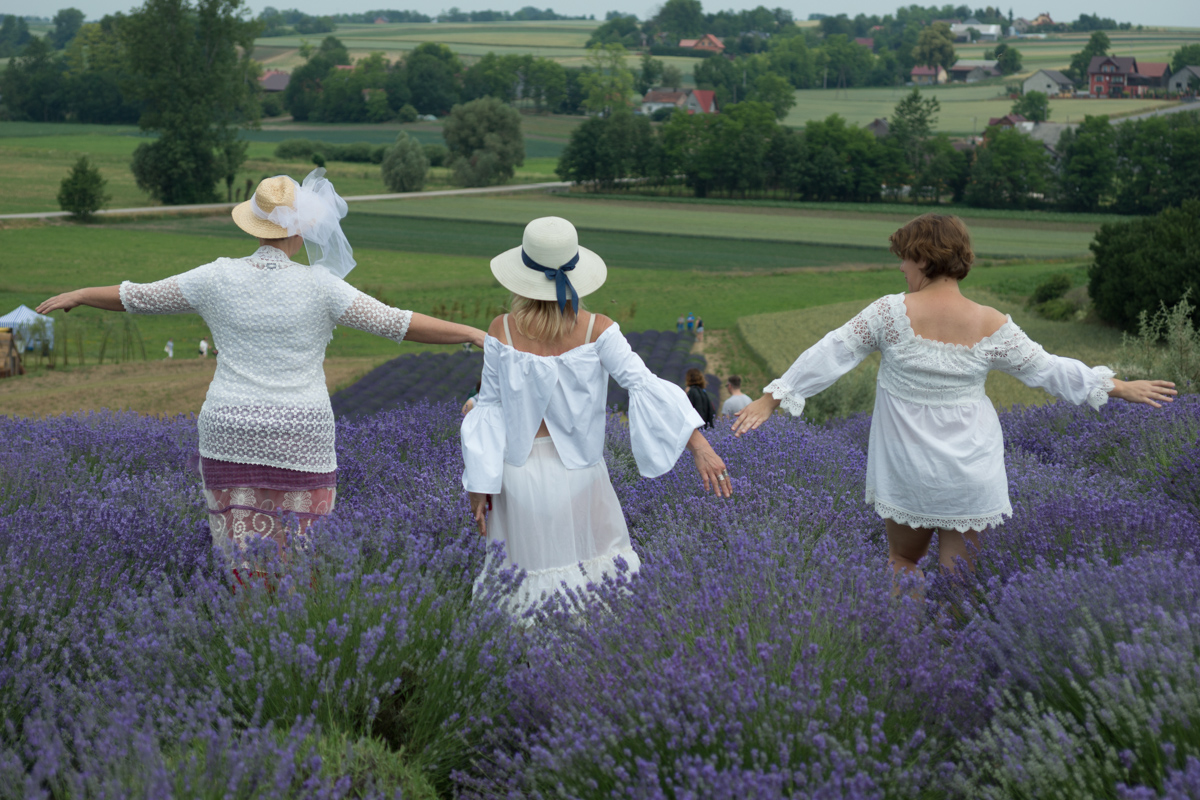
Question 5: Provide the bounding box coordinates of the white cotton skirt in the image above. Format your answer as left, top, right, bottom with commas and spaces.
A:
475, 436, 641, 612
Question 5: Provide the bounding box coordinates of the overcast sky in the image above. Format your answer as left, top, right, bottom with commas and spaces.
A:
2, 0, 1194, 30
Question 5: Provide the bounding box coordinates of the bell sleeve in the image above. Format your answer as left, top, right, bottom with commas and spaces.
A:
596, 326, 703, 478
460, 349, 506, 494
983, 323, 1115, 411
762, 300, 883, 417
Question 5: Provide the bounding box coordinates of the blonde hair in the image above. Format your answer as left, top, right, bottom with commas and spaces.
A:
509, 294, 585, 342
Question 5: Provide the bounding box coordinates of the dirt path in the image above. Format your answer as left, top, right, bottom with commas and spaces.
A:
0, 356, 391, 418
692, 330, 731, 407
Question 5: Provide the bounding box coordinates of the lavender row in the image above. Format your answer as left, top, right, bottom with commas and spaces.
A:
330, 329, 714, 419
1, 397, 1199, 797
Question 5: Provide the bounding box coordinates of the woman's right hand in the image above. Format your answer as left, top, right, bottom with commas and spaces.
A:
1111, 378, 1177, 408
687, 430, 732, 498
36, 290, 83, 315
731, 394, 781, 437
469, 492, 490, 536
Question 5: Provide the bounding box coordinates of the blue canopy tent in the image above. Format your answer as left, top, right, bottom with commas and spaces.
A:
0, 305, 54, 351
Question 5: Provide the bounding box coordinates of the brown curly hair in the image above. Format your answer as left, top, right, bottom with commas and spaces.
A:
888, 214, 974, 281
685, 368, 707, 388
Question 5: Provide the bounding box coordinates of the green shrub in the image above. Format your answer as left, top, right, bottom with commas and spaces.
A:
397, 103, 419, 123
1089, 199, 1200, 332
422, 143, 448, 167
275, 139, 383, 164
57, 155, 111, 220
260, 93, 285, 118
1117, 290, 1200, 391
331, 142, 375, 163
1035, 297, 1079, 321
443, 96, 524, 187
311, 152, 326, 168
275, 139, 319, 160
1029, 273, 1072, 306
381, 131, 429, 193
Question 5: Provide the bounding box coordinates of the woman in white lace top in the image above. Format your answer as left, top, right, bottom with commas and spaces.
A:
461, 217, 731, 613
731, 214, 1176, 583
37, 170, 485, 570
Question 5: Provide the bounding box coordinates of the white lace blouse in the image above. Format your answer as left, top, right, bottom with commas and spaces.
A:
765, 294, 1115, 532
119, 246, 413, 472
460, 322, 703, 494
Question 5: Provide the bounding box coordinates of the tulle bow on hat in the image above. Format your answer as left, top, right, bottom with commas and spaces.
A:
248, 168, 357, 279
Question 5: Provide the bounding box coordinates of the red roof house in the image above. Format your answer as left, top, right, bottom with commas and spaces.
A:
689, 89, 716, 113
1089, 55, 1138, 97
854, 37, 874, 50
988, 113, 1029, 128
258, 70, 291, 92
678, 34, 724, 53
640, 87, 717, 115
1130, 61, 1170, 95
911, 64, 947, 85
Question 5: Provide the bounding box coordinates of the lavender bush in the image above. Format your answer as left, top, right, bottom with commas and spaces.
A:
2, 396, 1199, 798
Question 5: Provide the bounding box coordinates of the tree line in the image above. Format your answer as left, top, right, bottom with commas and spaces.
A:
556, 91, 1200, 216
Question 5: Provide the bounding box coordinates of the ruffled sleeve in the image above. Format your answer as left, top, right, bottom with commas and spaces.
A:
763, 299, 886, 417
981, 322, 1114, 410
460, 346, 507, 494
596, 324, 703, 478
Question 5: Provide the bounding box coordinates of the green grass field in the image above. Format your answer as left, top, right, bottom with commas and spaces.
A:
955, 28, 1200, 75
352, 192, 1103, 259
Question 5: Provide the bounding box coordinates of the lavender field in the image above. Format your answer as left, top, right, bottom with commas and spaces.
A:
2, 398, 1200, 799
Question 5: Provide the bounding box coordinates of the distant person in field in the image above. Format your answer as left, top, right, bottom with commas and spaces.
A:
461, 216, 731, 614
198, 338, 209, 358
696, 317, 705, 344
720, 375, 752, 416
732, 213, 1176, 588
677, 314, 685, 333
684, 367, 715, 429
165, 338, 174, 359
37, 169, 484, 576
686, 312, 695, 333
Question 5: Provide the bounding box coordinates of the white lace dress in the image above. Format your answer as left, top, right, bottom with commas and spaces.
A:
764, 294, 1115, 532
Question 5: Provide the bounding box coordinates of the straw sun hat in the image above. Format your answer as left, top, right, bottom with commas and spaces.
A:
491, 217, 606, 310
232, 175, 297, 239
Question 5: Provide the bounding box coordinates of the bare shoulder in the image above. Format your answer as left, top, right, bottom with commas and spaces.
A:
974, 303, 1010, 336
590, 313, 615, 337
487, 315, 507, 342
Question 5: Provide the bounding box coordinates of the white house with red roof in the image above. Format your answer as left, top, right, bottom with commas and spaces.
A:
678, 34, 724, 53
640, 88, 718, 116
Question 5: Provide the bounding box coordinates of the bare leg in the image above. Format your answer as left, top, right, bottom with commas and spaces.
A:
886, 519, 934, 597
937, 528, 982, 576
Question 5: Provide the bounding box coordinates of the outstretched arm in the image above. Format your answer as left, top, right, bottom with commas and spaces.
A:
405, 312, 486, 348
1109, 378, 1176, 408
37, 286, 125, 314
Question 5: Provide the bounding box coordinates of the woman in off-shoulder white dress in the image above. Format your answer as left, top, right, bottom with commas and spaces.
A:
732, 214, 1176, 582
461, 216, 731, 612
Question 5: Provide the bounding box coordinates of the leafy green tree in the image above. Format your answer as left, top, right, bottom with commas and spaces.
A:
443, 96, 524, 187
556, 110, 658, 190
1171, 44, 1200, 73
964, 126, 1050, 209
637, 52, 663, 94
525, 58, 567, 112
123, 0, 261, 205
750, 72, 795, 120
889, 88, 939, 182
1056, 115, 1115, 211
661, 63, 684, 88
57, 155, 111, 219
0, 37, 68, 121
1089, 200, 1200, 332
62, 17, 142, 124
1012, 90, 1049, 122
801, 114, 892, 202
654, 0, 705, 38
405, 42, 462, 115
912, 22, 956, 69
49, 8, 85, 49
817, 34, 875, 87
914, 134, 968, 204
1112, 112, 1200, 216
767, 34, 816, 89
1066, 31, 1109, 87
381, 131, 429, 192
0, 15, 32, 58
586, 15, 640, 48
580, 43, 635, 114
993, 42, 1022, 74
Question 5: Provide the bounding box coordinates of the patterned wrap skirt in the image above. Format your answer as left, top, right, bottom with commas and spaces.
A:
198, 456, 337, 566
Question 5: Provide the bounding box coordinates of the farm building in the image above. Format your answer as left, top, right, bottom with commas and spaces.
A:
949, 22, 1001, 42
911, 65, 947, 85
640, 88, 718, 115
678, 34, 724, 53
258, 70, 290, 92
948, 59, 1000, 83
1169, 66, 1200, 93
1023, 69, 1074, 96
1130, 62, 1170, 95
865, 117, 889, 138
988, 113, 1032, 131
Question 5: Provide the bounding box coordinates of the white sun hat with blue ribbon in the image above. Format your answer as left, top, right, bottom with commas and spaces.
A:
490, 216, 607, 313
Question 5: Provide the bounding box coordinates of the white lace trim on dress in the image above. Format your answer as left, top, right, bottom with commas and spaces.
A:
1088, 366, 1116, 411
120, 277, 196, 315
763, 379, 806, 417
867, 491, 1012, 533
336, 294, 412, 343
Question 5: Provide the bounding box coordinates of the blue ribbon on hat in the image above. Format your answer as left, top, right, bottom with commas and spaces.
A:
522, 249, 581, 313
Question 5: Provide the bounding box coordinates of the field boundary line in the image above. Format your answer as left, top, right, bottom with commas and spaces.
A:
0, 181, 570, 221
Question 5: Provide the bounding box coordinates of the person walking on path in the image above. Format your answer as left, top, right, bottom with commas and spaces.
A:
198, 338, 209, 358
732, 214, 1176, 586
676, 315, 685, 334
720, 375, 752, 416
164, 338, 174, 359
686, 312, 695, 333
696, 317, 705, 344
684, 367, 715, 429
38, 169, 485, 572
461, 217, 731, 614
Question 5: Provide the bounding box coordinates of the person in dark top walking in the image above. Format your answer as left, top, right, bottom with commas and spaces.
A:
685, 368, 714, 429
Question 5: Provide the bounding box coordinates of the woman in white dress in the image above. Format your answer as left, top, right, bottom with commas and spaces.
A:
461, 217, 732, 611
37, 170, 485, 571
731, 214, 1176, 581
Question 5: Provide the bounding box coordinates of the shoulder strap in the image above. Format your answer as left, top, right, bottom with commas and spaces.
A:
502, 314, 512, 345
585, 312, 597, 344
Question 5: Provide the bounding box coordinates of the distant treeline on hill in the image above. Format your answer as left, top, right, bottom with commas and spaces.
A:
260, 4, 590, 33
557, 99, 1200, 215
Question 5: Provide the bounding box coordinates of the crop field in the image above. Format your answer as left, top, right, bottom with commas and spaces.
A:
355, 192, 1104, 258
4, 393, 1200, 795
955, 28, 1200, 74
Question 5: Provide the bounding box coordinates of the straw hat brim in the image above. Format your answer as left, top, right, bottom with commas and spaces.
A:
232, 199, 292, 239
490, 245, 607, 303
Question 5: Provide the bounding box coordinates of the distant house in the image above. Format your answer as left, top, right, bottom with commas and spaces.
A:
640, 88, 718, 115
678, 34, 724, 53
949, 22, 1001, 42
1169, 65, 1200, 93
1011, 17, 1031, 32
1089, 55, 1138, 97
948, 59, 1000, 83
1023, 69, 1074, 96
988, 113, 1031, 130
1130, 62, 1170, 95
1032, 12, 1055, 26
911, 65, 947, 85
866, 117, 889, 138
374, 16, 388, 24
854, 37, 874, 50
258, 70, 291, 92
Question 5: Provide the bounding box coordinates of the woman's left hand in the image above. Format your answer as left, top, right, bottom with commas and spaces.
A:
469, 492, 490, 535
1112, 378, 1177, 408
687, 430, 732, 498
37, 291, 83, 315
